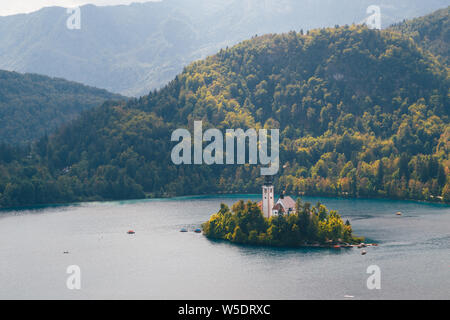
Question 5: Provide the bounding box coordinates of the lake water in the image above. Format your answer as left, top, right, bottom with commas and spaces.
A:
0, 195, 449, 300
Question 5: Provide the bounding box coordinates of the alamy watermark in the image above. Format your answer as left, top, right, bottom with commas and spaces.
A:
171, 121, 280, 175
66, 265, 81, 290
366, 265, 381, 290
66, 7, 81, 30
365, 5, 381, 30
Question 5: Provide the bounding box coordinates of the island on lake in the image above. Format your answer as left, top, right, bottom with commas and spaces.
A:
203, 176, 365, 248
202, 198, 364, 248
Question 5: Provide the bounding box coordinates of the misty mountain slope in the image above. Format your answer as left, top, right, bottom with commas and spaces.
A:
0, 70, 123, 145
1, 24, 448, 207
0, 0, 448, 96
390, 6, 450, 66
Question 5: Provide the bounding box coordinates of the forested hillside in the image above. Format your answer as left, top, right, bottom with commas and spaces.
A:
0, 0, 448, 96
390, 6, 449, 66
0, 70, 123, 145
0, 25, 448, 207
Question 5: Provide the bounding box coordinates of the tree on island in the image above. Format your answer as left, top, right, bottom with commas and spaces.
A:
202, 199, 363, 247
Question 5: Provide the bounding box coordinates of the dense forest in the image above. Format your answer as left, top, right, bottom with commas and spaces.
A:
390, 6, 449, 66
0, 23, 449, 208
202, 200, 363, 247
0, 70, 123, 145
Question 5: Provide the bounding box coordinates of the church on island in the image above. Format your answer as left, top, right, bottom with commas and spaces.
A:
258, 175, 296, 219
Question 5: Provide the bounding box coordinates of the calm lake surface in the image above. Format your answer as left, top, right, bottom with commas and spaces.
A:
0, 195, 449, 300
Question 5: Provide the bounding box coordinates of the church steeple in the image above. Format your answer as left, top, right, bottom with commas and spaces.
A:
262, 175, 274, 219
264, 175, 273, 186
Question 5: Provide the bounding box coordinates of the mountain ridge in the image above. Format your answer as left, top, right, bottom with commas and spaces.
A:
1, 0, 449, 96
0, 69, 124, 145
389, 6, 449, 66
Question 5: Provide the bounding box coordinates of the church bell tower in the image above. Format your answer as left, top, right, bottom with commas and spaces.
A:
262, 175, 274, 219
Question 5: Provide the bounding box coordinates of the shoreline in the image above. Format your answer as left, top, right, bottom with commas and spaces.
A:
1, 192, 448, 211
203, 236, 379, 250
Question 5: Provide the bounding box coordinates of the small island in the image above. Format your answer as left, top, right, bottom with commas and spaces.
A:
202, 199, 364, 248
203, 176, 367, 248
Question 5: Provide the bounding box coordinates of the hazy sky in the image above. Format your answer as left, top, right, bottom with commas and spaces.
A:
0, 1, 160, 16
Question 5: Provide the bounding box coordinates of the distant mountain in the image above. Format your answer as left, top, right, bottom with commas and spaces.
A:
0, 70, 123, 145
390, 6, 449, 66
1, 24, 448, 207
0, 0, 448, 96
